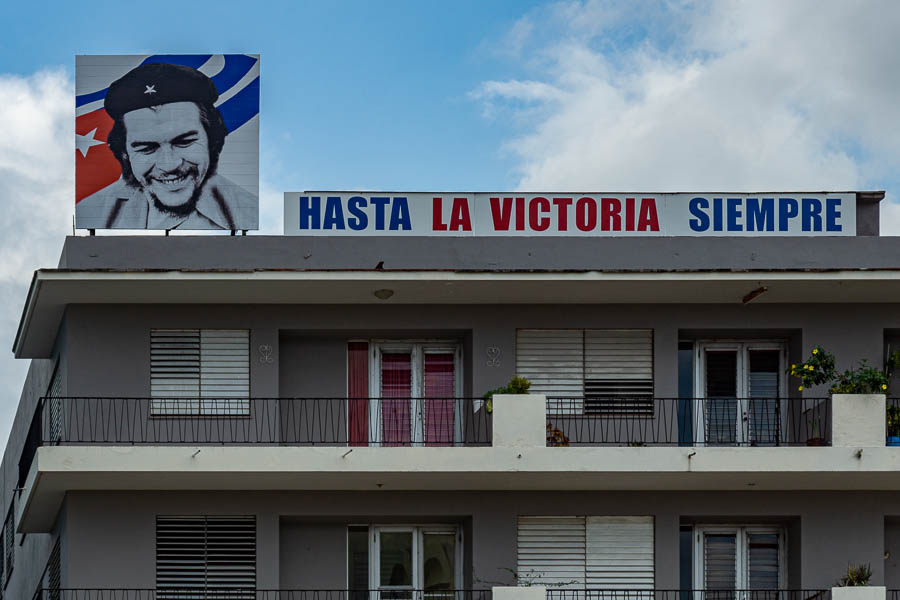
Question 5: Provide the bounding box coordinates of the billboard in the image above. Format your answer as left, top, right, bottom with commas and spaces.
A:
76, 55, 259, 230
284, 192, 857, 236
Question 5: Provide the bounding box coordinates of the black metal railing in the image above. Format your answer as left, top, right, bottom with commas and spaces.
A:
545, 591, 830, 600
545, 397, 831, 446
35, 397, 492, 447
33, 591, 493, 600
888, 590, 900, 600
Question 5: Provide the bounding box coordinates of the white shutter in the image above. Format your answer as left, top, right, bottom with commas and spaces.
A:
517, 330, 584, 415
152, 329, 202, 413
584, 330, 654, 416
157, 515, 256, 599
152, 329, 249, 414
586, 517, 654, 589
200, 330, 250, 414
517, 516, 586, 588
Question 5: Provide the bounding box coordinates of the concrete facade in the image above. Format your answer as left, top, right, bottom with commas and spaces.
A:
6, 212, 900, 599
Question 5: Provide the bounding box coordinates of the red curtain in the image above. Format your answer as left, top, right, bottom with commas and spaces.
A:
381, 353, 412, 446
347, 342, 369, 446
424, 353, 455, 446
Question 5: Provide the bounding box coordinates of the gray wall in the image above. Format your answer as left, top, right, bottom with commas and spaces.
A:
62, 302, 900, 400
62, 490, 900, 590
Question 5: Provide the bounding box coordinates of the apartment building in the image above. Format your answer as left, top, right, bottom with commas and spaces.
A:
5, 191, 900, 600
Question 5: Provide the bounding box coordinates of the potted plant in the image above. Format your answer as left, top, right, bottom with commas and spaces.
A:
838, 562, 872, 586
482, 376, 532, 413
790, 347, 899, 445
888, 404, 900, 446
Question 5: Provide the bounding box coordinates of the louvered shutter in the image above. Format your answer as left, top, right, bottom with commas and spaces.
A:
517, 516, 586, 588
152, 329, 201, 414
584, 330, 654, 416
747, 532, 780, 589
47, 539, 61, 600
151, 330, 249, 415
157, 515, 256, 599
586, 517, 654, 589
200, 330, 250, 414
47, 362, 63, 443
703, 533, 737, 590
517, 330, 584, 415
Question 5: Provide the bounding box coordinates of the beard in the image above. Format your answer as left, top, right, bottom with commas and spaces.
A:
143, 164, 210, 217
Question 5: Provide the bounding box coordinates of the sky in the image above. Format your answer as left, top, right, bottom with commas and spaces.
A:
1, 0, 900, 443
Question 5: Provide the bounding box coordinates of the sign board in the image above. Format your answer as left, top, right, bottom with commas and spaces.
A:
75, 55, 259, 230
284, 192, 857, 236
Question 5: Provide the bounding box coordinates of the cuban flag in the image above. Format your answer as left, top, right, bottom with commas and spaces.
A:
75, 54, 260, 203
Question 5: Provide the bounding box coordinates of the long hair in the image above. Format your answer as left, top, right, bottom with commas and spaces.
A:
106, 101, 228, 186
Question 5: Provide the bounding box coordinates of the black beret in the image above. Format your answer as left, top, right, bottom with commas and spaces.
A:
104, 62, 219, 120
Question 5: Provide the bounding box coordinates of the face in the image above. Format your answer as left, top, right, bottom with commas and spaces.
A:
123, 102, 210, 210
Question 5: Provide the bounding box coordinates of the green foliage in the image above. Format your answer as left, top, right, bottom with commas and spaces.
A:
482, 376, 532, 413
789, 347, 899, 394
830, 361, 891, 394
888, 405, 900, 437
838, 563, 872, 587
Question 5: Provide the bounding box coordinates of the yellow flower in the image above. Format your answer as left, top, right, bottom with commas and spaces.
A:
813, 348, 818, 355
791, 364, 796, 369
883, 384, 888, 390
798, 386, 804, 391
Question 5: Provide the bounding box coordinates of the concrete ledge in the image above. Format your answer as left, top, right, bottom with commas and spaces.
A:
832, 586, 886, 600
493, 587, 546, 600
833, 394, 886, 447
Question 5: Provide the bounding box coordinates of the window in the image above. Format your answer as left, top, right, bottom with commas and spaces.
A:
694, 526, 785, 592
517, 329, 654, 416
348, 525, 462, 598
517, 516, 654, 590
693, 341, 786, 445
151, 329, 249, 415
156, 515, 256, 599
2, 505, 13, 590
364, 342, 462, 446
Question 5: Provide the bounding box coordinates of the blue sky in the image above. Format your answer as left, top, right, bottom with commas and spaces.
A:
1, 0, 550, 194
1, 0, 900, 442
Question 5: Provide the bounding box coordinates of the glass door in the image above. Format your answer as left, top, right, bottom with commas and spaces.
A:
695, 342, 785, 446
369, 526, 461, 600
373, 527, 418, 600
694, 527, 784, 599
371, 343, 462, 446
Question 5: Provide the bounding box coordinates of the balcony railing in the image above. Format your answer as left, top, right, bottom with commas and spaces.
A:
545, 591, 830, 600
545, 397, 831, 447
33, 591, 493, 600
19, 397, 491, 473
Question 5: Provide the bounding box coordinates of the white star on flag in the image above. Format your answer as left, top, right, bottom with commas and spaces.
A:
75, 128, 105, 158
144, 84, 156, 95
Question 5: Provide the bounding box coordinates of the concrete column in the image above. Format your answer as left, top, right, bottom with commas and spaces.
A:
654, 510, 681, 589
833, 394, 886, 447
493, 587, 547, 600
251, 327, 279, 397
493, 394, 546, 448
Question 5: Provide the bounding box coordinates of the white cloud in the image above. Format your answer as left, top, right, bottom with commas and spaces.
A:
0, 69, 73, 443
473, 0, 900, 233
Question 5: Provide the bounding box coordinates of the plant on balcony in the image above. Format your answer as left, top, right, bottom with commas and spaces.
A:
789, 346, 899, 394
838, 562, 872, 586
887, 404, 900, 446
482, 376, 532, 413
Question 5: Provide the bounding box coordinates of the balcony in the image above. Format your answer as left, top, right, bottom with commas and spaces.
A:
28, 397, 492, 447
18, 393, 900, 533
32, 591, 493, 600
543, 592, 830, 600
545, 398, 831, 447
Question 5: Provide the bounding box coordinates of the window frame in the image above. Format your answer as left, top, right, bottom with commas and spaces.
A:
693, 525, 786, 592
368, 340, 463, 445
365, 524, 463, 594
693, 340, 787, 445
150, 328, 251, 417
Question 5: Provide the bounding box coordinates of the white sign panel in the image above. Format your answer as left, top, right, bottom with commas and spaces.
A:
284, 192, 856, 236
75, 54, 260, 230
